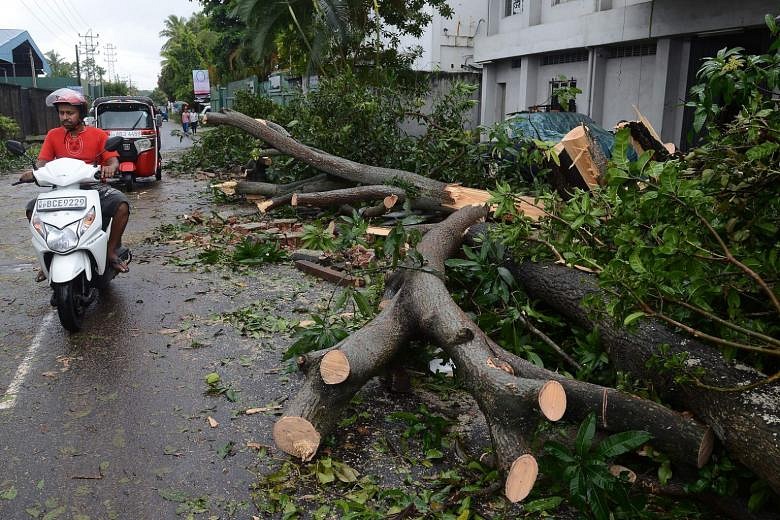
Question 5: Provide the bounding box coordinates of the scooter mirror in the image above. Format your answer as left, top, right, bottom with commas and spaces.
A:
5, 140, 26, 156
104, 135, 123, 152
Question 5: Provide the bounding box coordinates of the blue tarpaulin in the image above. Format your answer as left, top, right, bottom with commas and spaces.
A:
506, 112, 627, 159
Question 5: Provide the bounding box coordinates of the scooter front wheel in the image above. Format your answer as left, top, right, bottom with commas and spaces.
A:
54, 277, 87, 332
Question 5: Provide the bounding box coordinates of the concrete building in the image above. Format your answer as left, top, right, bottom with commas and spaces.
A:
398, 1, 489, 72
474, 0, 776, 146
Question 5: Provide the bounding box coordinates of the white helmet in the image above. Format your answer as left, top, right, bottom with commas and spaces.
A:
45, 88, 88, 118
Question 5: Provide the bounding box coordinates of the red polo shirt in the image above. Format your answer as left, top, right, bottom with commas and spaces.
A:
38, 126, 119, 165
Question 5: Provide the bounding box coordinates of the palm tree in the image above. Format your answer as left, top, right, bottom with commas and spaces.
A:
44, 50, 74, 78
231, 0, 354, 74
159, 15, 190, 52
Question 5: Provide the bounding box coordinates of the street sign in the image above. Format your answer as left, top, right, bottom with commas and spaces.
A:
193, 70, 210, 96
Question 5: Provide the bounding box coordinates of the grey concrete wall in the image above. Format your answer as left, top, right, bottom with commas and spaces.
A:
400, 71, 483, 137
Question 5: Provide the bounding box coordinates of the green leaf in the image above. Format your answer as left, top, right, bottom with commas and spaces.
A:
596, 430, 652, 458
205, 372, 220, 386
612, 128, 631, 170
317, 466, 335, 484
544, 441, 575, 463
333, 461, 359, 483
216, 441, 235, 459
352, 290, 372, 317
623, 311, 645, 326
523, 496, 563, 512
497, 266, 514, 287
575, 413, 597, 457
658, 460, 673, 485
158, 488, 188, 503
0, 486, 17, 500
629, 251, 646, 274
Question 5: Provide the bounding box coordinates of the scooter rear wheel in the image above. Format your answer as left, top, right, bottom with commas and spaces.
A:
54, 277, 86, 332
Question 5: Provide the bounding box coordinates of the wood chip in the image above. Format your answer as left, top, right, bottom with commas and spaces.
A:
207, 416, 219, 428
158, 328, 179, 335
245, 405, 282, 415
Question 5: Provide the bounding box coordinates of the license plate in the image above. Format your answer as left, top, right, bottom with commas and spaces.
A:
36, 196, 87, 212
109, 130, 142, 138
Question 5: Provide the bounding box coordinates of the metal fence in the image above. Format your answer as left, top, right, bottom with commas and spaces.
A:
0, 83, 58, 138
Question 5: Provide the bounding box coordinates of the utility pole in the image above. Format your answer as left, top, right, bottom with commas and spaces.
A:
78, 29, 99, 97
74, 44, 81, 87
104, 43, 117, 84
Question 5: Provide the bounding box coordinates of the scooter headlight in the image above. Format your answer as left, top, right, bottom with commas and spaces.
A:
46, 223, 79, 253
135, 138, 152, 153
78, 207, 97, 237
31, 212, 47, 240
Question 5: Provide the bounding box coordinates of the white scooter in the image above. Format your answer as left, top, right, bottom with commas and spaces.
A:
6, 137, 130, 332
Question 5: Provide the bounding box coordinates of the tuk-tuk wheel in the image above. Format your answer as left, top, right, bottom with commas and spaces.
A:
122, 173, 134, 192
155, 166, 162, 181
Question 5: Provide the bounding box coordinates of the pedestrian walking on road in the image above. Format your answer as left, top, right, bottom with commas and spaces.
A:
181, 108, 190, 135
189, 109, 198, 135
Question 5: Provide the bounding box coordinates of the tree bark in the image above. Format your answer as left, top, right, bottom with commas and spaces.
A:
207, 109, 454, 207
273, 206, 487, 462
291, 186, 408, 210
235, 174, 350, 197
512, 261, 780, 493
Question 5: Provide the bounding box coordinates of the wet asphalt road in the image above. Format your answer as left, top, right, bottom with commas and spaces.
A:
0, 122, 329, 518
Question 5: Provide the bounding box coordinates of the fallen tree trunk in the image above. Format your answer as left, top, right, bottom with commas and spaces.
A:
291, 186, 408, 211
206, 109, 546, 220
511, 261, 780, 493
275, 206, 719, 503
207, 109, 454, 207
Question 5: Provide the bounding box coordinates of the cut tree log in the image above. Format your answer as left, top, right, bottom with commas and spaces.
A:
559, 124, 607, 188
614, 106, 675, 161
291, 186, 407, 210
511, 261, 780, 493
294, 260, 365, 287
275, 206, 719, 502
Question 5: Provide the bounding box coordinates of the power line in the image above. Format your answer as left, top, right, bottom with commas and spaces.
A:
16, 0, 75, 48
61, 0, 91, 29
49, 0, 86, 36
28, 0, 77, 40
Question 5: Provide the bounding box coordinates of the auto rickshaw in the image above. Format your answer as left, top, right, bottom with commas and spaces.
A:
92, 96, 162, 191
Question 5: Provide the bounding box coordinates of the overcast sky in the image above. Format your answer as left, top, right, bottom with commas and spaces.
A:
4, 0, 202, 90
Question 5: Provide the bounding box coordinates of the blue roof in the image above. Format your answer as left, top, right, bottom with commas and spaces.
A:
0, 29, 52, 75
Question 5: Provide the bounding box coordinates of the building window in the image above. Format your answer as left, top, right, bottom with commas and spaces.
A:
551, 0, 577, 6
504, 0, 523, 17
511, 58, 523, 68
550, 77, 578, 112
608, 43, 657, 59
541, 50, 589, 66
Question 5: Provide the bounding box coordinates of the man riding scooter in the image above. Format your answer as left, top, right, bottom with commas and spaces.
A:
19, 88, 131, 275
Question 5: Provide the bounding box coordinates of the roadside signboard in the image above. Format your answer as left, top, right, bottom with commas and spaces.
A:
192, 70, 210, 96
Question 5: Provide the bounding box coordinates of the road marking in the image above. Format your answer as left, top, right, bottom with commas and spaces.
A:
0, 310, 56, 410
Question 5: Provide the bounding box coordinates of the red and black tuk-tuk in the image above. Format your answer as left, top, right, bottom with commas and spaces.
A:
92, 96, 161, 190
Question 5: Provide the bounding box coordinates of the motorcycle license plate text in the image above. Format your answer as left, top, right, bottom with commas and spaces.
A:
36, 196, 88, 212
109, 130, 143, 138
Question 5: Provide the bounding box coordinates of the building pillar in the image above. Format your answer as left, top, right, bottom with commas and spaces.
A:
480, 63, 498, 127
661, 38, 691, 145
518, 55, 539, 113
645, 37, 672, 137
588, 47, 608, 124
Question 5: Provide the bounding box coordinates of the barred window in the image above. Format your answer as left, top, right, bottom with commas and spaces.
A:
551, 0, 578, 6
541, 50, 589, 66
504, 0, 523, 16
608, 43, 657, 59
